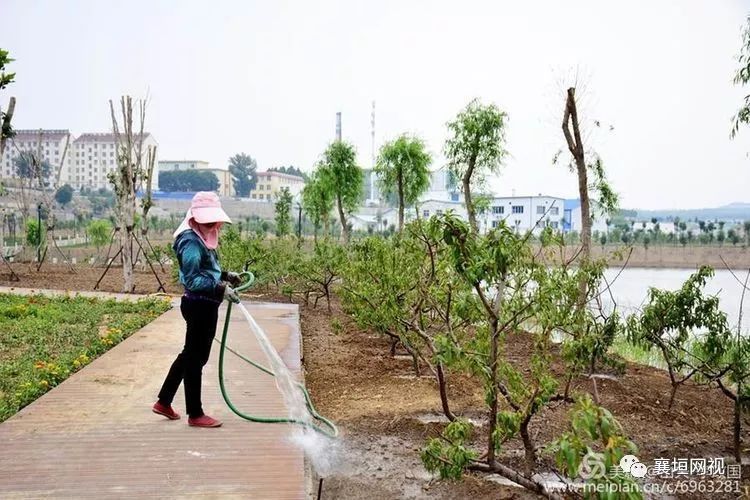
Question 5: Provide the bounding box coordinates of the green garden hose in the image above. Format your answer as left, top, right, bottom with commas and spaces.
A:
217, 271, 338, 438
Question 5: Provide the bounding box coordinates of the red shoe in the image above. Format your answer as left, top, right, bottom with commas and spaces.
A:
188, 415, 222, 428
152, 401, 180, 420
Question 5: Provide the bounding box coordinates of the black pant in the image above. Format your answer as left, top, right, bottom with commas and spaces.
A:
158, 296, 220, 418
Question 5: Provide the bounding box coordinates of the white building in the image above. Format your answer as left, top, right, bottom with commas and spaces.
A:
350, 199, 466, 233
1, 129, 72, 184
424, 166, 462, 202
563, 199, 609, 234
349, 206, 395, 232
158, 160, 234, 196
351, 195, 572, 235
71, 133, 158, 191
480, 195, 566, 234
417, 199, 467, 220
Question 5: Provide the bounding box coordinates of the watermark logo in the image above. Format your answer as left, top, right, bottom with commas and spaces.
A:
564, 454, 741, 496
578, 451, 607, 480
620, 454, 647, 478
620, 455, 638, 474
578, 453, 649, 480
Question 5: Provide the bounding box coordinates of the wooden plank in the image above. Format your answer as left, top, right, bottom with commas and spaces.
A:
0, 301, 305, 499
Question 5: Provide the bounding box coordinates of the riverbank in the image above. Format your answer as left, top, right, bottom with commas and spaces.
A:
565, 244, 750, 270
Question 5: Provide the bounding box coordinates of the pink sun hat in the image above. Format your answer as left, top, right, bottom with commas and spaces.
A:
189, 191, 231, 224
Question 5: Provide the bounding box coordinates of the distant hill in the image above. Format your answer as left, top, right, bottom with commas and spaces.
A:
626, 202, 750, 221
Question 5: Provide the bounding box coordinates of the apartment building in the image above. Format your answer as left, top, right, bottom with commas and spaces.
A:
249, 171, 305, 202
1, 129, 159, 192
158, 160, 235, 196
1, 129, 72, 182
71, 133, 158, 191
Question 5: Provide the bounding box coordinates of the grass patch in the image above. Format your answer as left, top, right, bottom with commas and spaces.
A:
610, 334, 667, 370
0, 293, 171, 422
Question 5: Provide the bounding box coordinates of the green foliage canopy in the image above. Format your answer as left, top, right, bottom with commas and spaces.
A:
375, 134, 431, 231
54, 184, 74, 206
228, 153, 258, 197
444, 99, 508, 231
274, 187, 293, 237
159, 170, 219, 192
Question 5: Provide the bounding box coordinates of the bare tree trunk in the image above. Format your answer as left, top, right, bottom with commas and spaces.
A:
463, 154, 478, 232
436, 363, 456, 422
734, 388, 742, 463
470, 462, 565, 500
486, 280, 504, 465
487, 318, 500, 464
37, 133, 73, 271
562, 87, 591, 306
336, 193, 349, 242
121, 225, 135, 292
397, 166, 405, 232
519, 416, 537, 471
108, 96, 149, 293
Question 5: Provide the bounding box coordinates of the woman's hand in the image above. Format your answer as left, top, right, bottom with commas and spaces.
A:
223, 286, 240, 304
222, 271, 242, 287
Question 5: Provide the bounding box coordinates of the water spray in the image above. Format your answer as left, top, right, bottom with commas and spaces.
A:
216, 271, 338, 438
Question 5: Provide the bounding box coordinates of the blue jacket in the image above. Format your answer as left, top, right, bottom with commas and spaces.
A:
173, 229, 226, 300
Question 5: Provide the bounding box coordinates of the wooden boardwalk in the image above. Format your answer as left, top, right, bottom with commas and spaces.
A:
0, 300, 307, 499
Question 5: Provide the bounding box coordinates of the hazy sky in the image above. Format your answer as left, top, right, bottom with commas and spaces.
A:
3, 0, 749, 209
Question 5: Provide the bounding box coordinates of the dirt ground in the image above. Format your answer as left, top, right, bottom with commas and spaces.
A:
299, 296, 750, 499
0, 262, 180, 295
2, 264, 749, 499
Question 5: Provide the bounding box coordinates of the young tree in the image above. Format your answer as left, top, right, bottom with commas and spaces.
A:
0, 49, 15, 163
26, 219, 43, 247
548, 395, 639, 494
561, 88, 592, 264
627, 267, 730, 408
14, 130, 73, 270
54, 184, 74, 206
421, 215, 592, 497
228, 153, 257, 197
301, 170, 334, 241
559, 88, 618, 306
729, 228, 740, 245
107, 96, 156, 293
444, 99, 508, 232
13, 151, 52, 181
87, 219, 112, 253
375, 134, 432, 232
274, 187, 293, 237
318, 141, 362, 243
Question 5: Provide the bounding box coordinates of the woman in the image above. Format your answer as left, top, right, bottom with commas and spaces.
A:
152, 191, 241, 428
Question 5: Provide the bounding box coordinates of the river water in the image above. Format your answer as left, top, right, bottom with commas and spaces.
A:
601, 267, 750, 334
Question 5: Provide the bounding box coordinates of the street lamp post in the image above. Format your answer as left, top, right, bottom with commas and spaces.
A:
296, 202, 303, 248
36, 202, 42, 262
